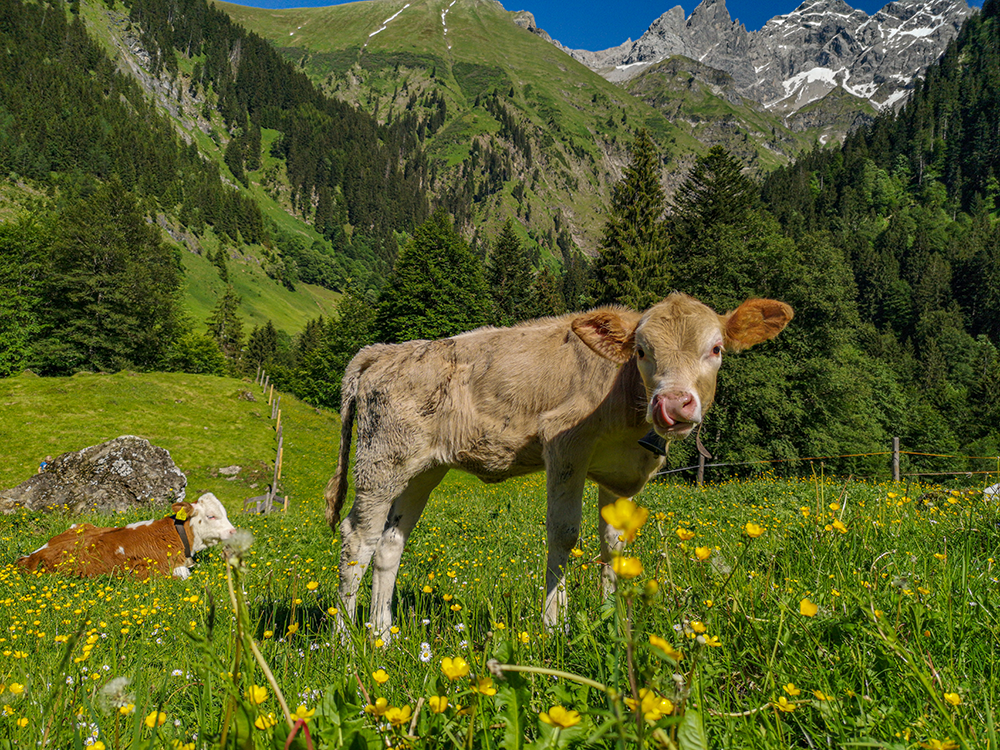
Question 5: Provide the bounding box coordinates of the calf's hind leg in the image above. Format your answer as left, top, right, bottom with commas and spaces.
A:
369, 467, 448, 641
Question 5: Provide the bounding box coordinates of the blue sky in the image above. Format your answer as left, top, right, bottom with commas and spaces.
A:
230, 0, 974, 51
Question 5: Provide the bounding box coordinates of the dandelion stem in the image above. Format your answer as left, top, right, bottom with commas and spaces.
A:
492, 663, 610, 694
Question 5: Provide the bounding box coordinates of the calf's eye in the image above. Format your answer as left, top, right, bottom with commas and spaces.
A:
712, 345, 722, 356
636, 347, 645, 359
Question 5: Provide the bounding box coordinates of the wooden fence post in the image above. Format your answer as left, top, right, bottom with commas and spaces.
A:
892, 437, 900, 482
255, 364, 261, 385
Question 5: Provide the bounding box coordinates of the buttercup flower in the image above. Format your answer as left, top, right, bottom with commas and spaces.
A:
472, 676, 497, 696
254, 713, 278, 730
625, 688, 674, 722
372, 669, 389, 685
245, 685, 268, 705
695, 546, 711, 560
944, 692, 961, 706
600, 498, 648, 542
385, 705, 412, 727
649, 634, 683, 660
428, 696, 449, 713
540, 705, 582, 729
290, 705, 315, 723
365, 697, 389, 717
441, 656, 470, 681
144, 711, 166, 728
800, 598, 818, 617
611, 555, 643, 579
784, 683, 801, 696
744, 522, 764, 538
772, 696, 796, 712
676, 527, 695, 541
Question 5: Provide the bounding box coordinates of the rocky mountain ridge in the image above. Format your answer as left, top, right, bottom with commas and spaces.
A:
552, 0, 974, 115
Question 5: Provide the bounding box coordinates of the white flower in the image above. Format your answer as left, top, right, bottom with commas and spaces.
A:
419, 642, 432, 663
171, 669, 184, 677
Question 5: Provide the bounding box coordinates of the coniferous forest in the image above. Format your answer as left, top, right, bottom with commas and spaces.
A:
1, 0, 1000, 480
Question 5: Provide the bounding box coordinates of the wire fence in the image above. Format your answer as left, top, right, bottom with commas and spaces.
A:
242, 365, 285, 514
658, 442, 1000, 486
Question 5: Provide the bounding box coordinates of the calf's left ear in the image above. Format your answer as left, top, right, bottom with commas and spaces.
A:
723, 299, 794, 352
572, 307, 642, 364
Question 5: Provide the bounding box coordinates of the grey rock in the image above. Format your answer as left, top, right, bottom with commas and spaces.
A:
0, 436, 187, 515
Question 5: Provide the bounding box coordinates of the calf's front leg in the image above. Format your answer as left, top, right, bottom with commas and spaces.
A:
542, 458, 588, 632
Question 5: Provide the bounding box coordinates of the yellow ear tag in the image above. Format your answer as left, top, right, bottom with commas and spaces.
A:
174, 508, 187, 521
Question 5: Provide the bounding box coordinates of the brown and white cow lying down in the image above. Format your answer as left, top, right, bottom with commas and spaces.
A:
326, 293, 793, 638
17, 493, 236, 579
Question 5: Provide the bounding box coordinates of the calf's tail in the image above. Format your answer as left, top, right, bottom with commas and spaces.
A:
325, 347, 379, 531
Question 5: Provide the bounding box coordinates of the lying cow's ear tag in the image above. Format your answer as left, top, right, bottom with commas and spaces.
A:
174, 507, 188, 521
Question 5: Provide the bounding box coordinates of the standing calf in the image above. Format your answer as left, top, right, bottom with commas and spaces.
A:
18, 493, 236, 579
327, 293, 793, 636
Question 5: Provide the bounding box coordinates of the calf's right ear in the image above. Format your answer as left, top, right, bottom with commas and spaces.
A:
571, 308, 642, 364
723, 299, 794, 352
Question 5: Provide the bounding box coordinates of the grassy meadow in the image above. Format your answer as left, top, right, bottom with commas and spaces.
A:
1, 373, 998, 749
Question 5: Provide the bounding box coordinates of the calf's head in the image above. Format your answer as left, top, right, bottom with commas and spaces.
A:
175, 493, 237, 553
573, 293, 793, 439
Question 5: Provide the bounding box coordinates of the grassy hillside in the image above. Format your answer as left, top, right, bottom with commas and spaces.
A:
0, 371, 339, 508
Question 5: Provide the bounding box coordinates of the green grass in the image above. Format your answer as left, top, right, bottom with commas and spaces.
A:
1, 374, 999, 748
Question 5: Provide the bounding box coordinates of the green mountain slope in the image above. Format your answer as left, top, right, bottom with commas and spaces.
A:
218, 0, 704, 255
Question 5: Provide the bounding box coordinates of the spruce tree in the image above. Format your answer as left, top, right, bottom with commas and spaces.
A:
206, 285, 245, 363
375, 208, 490, 342
590, 129, 671, 309
670, 145, 759, 248
486, 219, 536, 326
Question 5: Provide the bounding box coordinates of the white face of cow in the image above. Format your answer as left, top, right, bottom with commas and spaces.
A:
573, 293, 794, 441
184, 493, 237, 553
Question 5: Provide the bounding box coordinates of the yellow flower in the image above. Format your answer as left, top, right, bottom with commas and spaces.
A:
144, 710, 167, 728
326, 607, 338, 616
7, 683, 24, 696
695, 546, 711, 560
944, 692, 962, 706
16, 717, 27, 728
784, 683, 801, 696
744, 522, 764, 538
570, 548, 583, 558
450, 603, 462, 612
831, 519, 847, 534
385, 705, 412, 727
306, 581, 319, 591
518, 631, 530, 644
676, 527, 695, 541
702, 634, 722, 648
611, 555, 643, 579
286, 623, 300, 636
428, 696, 449, 714
472, 676, 497, 696
254, 713, 278, 730
799, 598, 818, 617
372, 669, 389, 685
263, 630, 274, 639
92, 743, 107, 750
813, 690, 830, 701
772, 696, 796, 712
290, 705, 315, 723
441, 656, 470, 681
934, 553, 947, 561
828, 502, 840, 511
119, 703, 136, 716
625, 688, 674, 722
365, 697, 389, 717
539, 705, 582, 729
600, 498, 649, 542
921, 740, 959, 750
649, 634, 683, 660
245, 685, 268, 705
422, 585, 433, 593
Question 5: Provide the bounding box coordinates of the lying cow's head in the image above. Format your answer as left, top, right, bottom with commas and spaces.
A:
572, 293, 793, 439
173, 493, 237, 553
